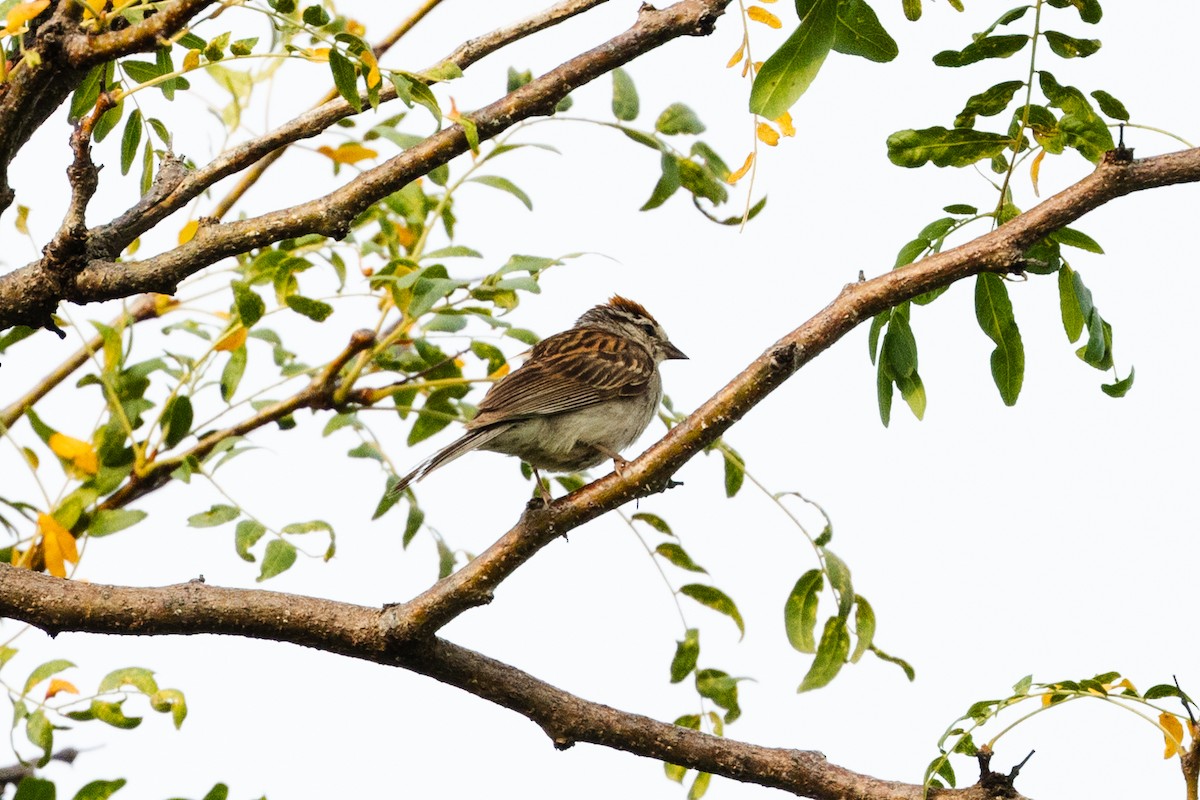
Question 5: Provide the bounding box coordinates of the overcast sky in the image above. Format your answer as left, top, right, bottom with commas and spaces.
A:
2, 2, 1198, 798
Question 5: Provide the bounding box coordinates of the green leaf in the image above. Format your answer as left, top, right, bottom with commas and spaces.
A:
784, 569, 823, 653
688, 771, 712, 800
220, 344, 247, 402
120, 109, 142, 175
150, 688, 188, 728
664, 762, 687, 784
632, 512, 673, 535
15, 777, 55, 800
284, 295, 334, 322
832, 0, 898, 62
23, 659, 75, 695
200, 785, 229, 800
722, 448, 744, 497
1048, 0, 1102, 23
679, 584, 745, 639
1101, 366, 1134, 398
670, 628, 700, 682
1049, 226, 1103, 253
798, 616, 851, 692
641, 153, 681, 210
611, 67, 639, 121
88, 509, 147, 537
257, 539, 297, 581
407, 389, 459, 446
655, 103, 705, 135
902, 0, 921, 20
887, 127, 1013, 168
822, 548, 854, 617
92, 698, 141, 729
328, 48, 362, 111
876, 356, 893, 427
695, 669, 742, 723
187, 504, 240, 528
1091, 89, 1129, 121
72, 779, 127, 800
882, 313, 918, 378
655, 543, 707, 573
70, 64, 105, 122
1043, 30, 1101, 58
933, 34, 1029, 67
850, 594, 875, 663
896, 370, 927, 420
235, 519, 266, 561
402, 503, 424, 547
749, 0, 837, 118
232, 280, 265, 326
955, 80, 1025, 128
944, 203, 978, 215
162, 395, 193, 449
1145, 684, 1186, 701
469, 175, 532, 210
975, 273, 1024, 406
98, 666, 157, 694
302, 4, 331, 25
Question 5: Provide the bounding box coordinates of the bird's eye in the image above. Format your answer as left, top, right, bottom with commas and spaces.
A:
640, 323, 657, 338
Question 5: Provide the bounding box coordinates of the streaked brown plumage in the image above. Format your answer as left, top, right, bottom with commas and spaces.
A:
391, 296, 686, 500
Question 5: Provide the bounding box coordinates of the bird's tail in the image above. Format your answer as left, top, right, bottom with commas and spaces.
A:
389, 424, 509, 498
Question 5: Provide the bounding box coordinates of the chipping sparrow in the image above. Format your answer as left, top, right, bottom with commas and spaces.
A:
391, 296, 687, 501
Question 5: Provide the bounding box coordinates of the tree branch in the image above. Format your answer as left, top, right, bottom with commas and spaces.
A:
59, 0, 218, 67
382, 146, 1200, 640
0, 566, 1029, 800
0, 0, 731, 331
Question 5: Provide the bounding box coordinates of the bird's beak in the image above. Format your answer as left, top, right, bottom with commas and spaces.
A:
663, 341, 688, 361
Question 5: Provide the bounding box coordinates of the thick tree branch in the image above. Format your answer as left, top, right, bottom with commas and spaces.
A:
383, 147, 1200, 641
59, 0, 218, 67
0, 566, 1029, 800
0, 0, 731, 331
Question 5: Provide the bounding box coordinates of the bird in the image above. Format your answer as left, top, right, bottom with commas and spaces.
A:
391, 296, 687, 502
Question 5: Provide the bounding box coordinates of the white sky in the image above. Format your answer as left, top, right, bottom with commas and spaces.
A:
2, 1, 1198, 798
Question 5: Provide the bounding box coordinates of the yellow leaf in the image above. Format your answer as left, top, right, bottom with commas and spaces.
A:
48, 433, 98, 476
756, 122, 780, 146
1030, 149, 1046, 197
214, 326, 247, 352
79, 0, 103, 20
346, 19, 365, 36
45, 678, 78, 699
14, 204, 29, 234
1114, 678, 1137, 693
776, 111, 796, 137
747, 6, 782, 28
360, 49, 381, 89
178, 219, 199, 245
1161, 712, 1185, 758
21, 447, 38, 469
317, 144, 379, 165
124, 236, 140, 255
183, 48, 200, 71
727, 152, 754, 184
2, 0, 49, 35
152, 293, 178, 315
726, 41, 745, 69
307, 47, 331, 62
38, 513, 79, 578
488, 363, 510, 380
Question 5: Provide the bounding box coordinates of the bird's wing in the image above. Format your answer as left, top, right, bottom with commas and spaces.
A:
468, 327, 654, 426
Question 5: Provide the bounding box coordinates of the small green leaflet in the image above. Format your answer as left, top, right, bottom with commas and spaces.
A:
679, 584, 745, 639
974, 273, 1024, 406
